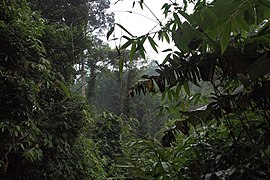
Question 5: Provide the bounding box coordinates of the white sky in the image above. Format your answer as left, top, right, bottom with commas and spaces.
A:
106, 0, 173, 62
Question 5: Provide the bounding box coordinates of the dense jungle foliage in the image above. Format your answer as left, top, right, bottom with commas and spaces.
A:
0, 0, 270, 179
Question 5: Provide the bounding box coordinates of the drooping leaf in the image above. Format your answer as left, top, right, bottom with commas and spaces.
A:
139, 0, 144, 10
173, 13, 181, 27
148, 36, 159, 53
163, 31, 170, 43
106, 26, 114, 40
139, 45, 146, 59
162, 3, 171, 18
183, 81, 190, 96
119, 56, 124, 79
116, 23, 134, 37
130, 42, 136, 62
120, 39, 133, 50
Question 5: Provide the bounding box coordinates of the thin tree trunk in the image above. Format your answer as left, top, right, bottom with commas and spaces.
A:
81, 58, 86, 97
87, 60, 96, 104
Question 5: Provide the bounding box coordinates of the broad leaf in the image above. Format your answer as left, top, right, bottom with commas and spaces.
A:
59, 81, 71, 98
220, 21, 231, 54
234, 15, 249, 32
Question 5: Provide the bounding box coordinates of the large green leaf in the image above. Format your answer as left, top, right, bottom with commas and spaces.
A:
59, 81, 71, 98
220, 21, 231, 54
234, 15, 249, 32
173, 30, 189, 53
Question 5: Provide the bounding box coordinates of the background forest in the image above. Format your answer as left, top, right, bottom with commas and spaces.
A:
0, 0, 270, 179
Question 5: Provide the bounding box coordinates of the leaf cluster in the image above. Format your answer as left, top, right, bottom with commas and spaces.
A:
107, 0, 270, 179
0, 1, 106, 179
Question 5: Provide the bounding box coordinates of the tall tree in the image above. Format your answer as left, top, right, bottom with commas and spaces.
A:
0, 0, 106, 179
29, 0, 114, 94
85, 38, 114, 103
